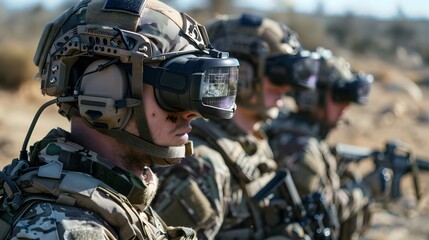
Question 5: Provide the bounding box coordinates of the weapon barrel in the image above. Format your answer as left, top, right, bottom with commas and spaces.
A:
416, 159, 429, 171
332, 143, 374, 163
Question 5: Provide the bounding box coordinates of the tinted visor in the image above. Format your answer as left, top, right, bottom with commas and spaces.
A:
202, 67, 238, 112
265, 54, 319, 90
332, 73, 373, 104
144, 51, 239, 119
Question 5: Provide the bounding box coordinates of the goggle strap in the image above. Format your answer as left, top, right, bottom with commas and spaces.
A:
141, 65, 158, 87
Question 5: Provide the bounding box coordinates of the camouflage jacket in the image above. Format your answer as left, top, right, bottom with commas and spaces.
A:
0, 128, 196, 240
266, 112, 369, 222
152, 118, 307, 240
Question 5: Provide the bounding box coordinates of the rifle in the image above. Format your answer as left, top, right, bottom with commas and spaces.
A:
331, 140, 429, 202
253, 168, 337, 240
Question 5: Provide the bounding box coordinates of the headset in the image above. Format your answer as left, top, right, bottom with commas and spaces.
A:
20, 0, 240, 160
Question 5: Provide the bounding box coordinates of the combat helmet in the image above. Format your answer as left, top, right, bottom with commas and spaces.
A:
206, 13, 319, 119
22, 0, 239, 164
294, 47, 373, 114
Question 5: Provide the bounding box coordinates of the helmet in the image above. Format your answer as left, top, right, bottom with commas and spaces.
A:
294, 47, 373, 113
28, 0, 239, 162
206, 13, 319, 118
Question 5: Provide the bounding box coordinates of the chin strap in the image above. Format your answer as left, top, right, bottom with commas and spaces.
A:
98, 128, 193, 160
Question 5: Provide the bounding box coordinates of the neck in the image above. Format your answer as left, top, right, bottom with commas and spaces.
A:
315, 108, 332, 140
70, 117, 146, 176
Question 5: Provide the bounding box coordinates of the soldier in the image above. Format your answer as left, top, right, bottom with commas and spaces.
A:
266, 47, 377, 240
152, 13, 319, 239
0, 0, 240, 239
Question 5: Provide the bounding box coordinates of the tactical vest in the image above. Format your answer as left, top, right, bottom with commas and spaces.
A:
266, 115, 341, 237
0, 129, 195, 240
266, 115, 340, 201
191, 118, 279, 239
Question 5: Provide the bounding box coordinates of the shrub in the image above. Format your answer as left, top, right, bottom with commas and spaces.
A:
0, 41, 35, 92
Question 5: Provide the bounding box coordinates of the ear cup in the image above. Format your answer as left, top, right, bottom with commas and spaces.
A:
78, 59, 131, 129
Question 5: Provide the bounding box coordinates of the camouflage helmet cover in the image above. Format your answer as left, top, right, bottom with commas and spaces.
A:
32, 0, 214, 161
317, 47, 354, 85
206, 13, 302, 114
294, 47, 372, 113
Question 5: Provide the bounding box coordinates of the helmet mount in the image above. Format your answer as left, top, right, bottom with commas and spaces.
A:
22, 0, 239, 163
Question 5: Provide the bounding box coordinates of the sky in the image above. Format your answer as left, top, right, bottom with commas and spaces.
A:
236, 0, 429, 19
2, 0, 429, 19
2, 0, 65, 10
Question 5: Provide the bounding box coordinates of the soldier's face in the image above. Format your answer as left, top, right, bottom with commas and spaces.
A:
126, 84, 199, 147
145, 84, 199, 146
324, 91, 350, 127
263, 76, 291, 108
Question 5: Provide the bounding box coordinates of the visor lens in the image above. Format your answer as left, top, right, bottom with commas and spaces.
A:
202, 67, 239, 110
333, 76, 372, 104
292, 58, 319, 90
145, 51, 240, 119
266, 55, 319, 90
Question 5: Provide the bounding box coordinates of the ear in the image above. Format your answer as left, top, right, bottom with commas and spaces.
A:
78, 59, 132, 129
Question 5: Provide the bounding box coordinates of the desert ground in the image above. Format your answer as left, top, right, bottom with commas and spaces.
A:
1, 72, 429, 239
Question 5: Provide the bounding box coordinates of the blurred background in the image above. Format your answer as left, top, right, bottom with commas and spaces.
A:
1, 0, 429, 239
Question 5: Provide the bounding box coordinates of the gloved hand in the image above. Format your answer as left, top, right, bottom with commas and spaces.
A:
362, 166, 393, 201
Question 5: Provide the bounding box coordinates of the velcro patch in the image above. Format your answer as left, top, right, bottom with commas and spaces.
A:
104, 0, 145, 15
69, 228, 104, 240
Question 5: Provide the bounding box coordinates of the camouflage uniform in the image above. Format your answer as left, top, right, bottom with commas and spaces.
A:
0, 0, 232, 239
267, 114, 372, 240
153, 119, 308, 240
152, 13, 316, 240
265, 49, 374, 240
2, 128, 195, 240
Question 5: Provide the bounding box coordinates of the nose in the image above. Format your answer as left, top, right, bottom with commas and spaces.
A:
181, 111, 200, 121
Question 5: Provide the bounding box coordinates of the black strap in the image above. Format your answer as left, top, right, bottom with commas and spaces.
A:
58, 150, 146, 204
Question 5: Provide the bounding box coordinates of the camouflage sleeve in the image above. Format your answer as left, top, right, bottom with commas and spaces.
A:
334, 175, 370, 222
153, 138, 231, 240
334, 174, 372, 239
314, 141, 369, 222
271, 131, 371, 236
276, 137, 328, 198
286, 138, 369, 222
296, 140, 368, 221
10, 202, 118, 240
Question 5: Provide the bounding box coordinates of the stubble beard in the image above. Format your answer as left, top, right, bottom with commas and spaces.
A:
121, 144, 160, 206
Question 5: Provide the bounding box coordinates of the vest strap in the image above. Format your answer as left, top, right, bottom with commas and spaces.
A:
190, 118, 265, 238
58, 150, 147, 204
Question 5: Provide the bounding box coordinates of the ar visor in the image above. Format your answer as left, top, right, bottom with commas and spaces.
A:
265, 54, 319, 90
144, 51, 239, 119
332, 72, 373, 104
